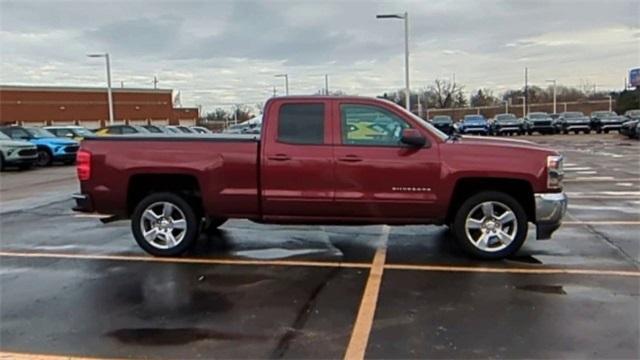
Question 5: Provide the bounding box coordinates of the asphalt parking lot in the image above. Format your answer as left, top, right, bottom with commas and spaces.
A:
1, 134, 639, 359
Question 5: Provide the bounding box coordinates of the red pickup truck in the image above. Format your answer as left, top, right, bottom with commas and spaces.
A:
73, 96, 567, 259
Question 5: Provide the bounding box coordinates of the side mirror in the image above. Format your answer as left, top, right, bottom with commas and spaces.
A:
400, 128, 427, 147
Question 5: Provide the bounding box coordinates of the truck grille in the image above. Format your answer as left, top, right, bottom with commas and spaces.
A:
18, 148, 36, 156
64, 145, 79, 153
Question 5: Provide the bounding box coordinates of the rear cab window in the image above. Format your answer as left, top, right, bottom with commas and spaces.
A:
277, 103, 326, 145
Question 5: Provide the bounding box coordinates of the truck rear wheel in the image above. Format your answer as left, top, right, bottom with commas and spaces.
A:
452, 191, 528, 260
131, 192, 200, 256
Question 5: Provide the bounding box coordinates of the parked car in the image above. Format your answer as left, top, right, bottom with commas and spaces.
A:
624, 109, 640, 121
166, 125, 196, 134
0, 131, 38, 170
456, 115, 490, 135
490, 114, 523, 136
44, 126, 94, 141
190, 126, 212, 134
524, 112, 555, 135
141, 125, 166, 134
94, 125, 151, 135
223, 122, 261, 134
0, 126, 78, 166
589, 111, 626, 134
556, 112, 591, 134
620, 119, 639, 139
429, 115, 454, 135
74, 96, 566, 260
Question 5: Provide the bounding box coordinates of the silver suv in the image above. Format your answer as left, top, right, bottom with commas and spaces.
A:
0, 131, 38, 170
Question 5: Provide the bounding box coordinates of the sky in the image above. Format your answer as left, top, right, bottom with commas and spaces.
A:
1, 0, 638, 112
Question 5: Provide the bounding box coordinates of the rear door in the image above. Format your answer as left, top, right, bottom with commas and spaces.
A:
261, 100, 334, 218
331, 100, 442, 221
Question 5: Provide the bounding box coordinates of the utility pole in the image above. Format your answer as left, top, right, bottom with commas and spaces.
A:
153, 75, 158, 89
524, 67, 528, 117
546, 79, 557, 114
272, 86, 277, 97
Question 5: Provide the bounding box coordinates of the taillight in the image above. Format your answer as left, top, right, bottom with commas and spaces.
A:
76, 150, 91, 181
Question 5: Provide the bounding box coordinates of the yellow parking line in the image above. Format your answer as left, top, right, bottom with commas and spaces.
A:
2, 250, 639, 278
0, 251, 370, 269
384, 263, 640, 277
344, 226, 390, 360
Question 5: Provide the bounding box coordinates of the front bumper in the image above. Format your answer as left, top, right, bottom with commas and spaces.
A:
535, 192, 568, 239
565, 124, 590, 131
495, 126, 521, 133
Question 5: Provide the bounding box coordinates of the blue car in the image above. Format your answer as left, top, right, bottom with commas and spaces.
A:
457, 115, 490, 135
0, 126, 79, 166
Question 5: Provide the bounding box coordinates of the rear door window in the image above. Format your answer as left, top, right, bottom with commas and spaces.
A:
277, 104, 325, 144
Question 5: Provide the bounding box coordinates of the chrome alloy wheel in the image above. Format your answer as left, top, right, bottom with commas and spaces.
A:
464, 201, 518, 252
140, 201, 187, 249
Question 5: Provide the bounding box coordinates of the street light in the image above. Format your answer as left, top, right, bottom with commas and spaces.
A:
607, 95, 613, 112
275, 74, 289, 96
546, 79, 557, 114
503, 100, 509, 114
87, 53, 114, 124
377, 12, 410, 112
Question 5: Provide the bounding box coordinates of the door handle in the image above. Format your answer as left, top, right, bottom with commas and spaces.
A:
338, 155, 362, 162
268, 154, 291, 161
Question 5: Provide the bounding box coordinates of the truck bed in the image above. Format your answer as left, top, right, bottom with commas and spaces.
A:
79, 134, 260, 217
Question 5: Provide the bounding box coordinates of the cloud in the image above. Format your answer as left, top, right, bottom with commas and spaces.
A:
1, 0, 638, 112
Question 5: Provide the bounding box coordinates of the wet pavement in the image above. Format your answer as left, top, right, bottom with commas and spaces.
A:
0, 133, 639, 359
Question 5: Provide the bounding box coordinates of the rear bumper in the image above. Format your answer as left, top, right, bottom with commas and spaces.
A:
535, 192, 568, 239
72, 193, 93, 213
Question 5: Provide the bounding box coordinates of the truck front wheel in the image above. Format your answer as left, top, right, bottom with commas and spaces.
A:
131, 192, 200, 256
452, 191, 528, 259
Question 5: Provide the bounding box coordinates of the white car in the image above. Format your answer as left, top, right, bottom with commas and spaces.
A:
0, 131, 38, 170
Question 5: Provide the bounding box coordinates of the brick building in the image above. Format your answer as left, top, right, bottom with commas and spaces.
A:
0, 85, 199, 128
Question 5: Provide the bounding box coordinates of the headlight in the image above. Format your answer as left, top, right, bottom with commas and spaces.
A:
547, 155, 564, 190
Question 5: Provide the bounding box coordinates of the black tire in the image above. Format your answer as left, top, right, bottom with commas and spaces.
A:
35, 149, 52, 166
131, 192, 200, 257
451, 191, 528, 260
603, 130, 609, 134
584, 130, 591, 134
527, 130, 533, 135
18, 163, 33, 170
596, 129, 602, 134
0, 153, 4, 171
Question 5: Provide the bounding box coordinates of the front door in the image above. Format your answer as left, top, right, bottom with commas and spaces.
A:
261, 100, 335, 218
332, 101, 441, 221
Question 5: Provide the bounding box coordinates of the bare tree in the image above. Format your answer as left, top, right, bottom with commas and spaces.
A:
429, 79, 466, 108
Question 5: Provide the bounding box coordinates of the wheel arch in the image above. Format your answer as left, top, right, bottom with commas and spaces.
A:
127, 173, 203, 217
445, 177, 535, 224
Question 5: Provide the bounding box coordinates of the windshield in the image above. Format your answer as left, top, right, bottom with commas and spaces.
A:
627, 110, 640, 116
432, 115, 452, 123
496, 114, 516, 121
592, 111, 615, 117
386, 101, 448, 141
529, 113, 548, 119
25, 127, 56, 138
564, 112, 584, 118
73, 128, 94, 136
0, 132, 11, 140
464, 115, 485, 122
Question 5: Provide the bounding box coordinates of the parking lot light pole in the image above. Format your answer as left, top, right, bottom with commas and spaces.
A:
275, 74, 289, 96
324, 74, 329, 95
546, 79, 557, 114
607, 95, 613, 111
87, 53, 114, 124
503, 100, 509, 114
376, 12, 410, 112
518, 96, 526, 118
